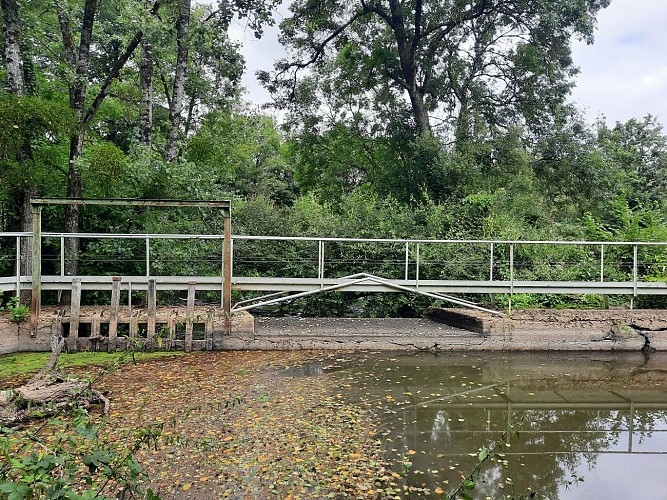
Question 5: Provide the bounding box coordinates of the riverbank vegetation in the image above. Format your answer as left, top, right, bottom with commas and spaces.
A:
2, 0, 667, 315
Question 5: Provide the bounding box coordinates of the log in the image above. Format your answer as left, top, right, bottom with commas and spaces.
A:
1, 333, 109, 425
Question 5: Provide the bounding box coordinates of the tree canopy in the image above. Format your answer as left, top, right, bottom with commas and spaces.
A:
262, 0, 610, 141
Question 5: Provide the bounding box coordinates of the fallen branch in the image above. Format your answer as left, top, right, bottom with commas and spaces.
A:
0, 334, 109, 426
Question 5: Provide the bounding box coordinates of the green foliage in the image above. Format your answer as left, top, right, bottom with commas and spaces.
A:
0, 351, 184, 383
0, 409, 161, 499
0, 296, 29, 323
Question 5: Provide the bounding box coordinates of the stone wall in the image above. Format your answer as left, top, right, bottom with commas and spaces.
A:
426, 308, 667, 351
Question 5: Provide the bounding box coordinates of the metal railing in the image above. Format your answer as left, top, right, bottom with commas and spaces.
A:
2, 232, 667, 299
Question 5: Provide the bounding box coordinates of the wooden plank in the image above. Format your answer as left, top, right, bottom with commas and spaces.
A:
185, 281, 195, 352
205, 313, 213, 351
147, 279, 156, 339
69, 278, 82, 352
108, 276, 121, 352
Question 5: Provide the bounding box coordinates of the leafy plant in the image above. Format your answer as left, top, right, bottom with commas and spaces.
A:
1, 296, 29, 323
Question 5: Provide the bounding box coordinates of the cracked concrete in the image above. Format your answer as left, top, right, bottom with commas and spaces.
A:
5, 307, 667, 352
426, 308, 667, 351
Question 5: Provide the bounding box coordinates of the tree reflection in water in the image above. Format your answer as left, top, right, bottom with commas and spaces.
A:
327, 351, 667, 498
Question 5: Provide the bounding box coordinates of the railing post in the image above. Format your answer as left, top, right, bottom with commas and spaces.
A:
489, 242, 494, 281
509, 243, 514, 315
15, 236, 20, 299
30, 205, 42, 336
145, 237, 150, 277
600, 244, 605, 282
60, 235, 65, 277
230, 238, 234, 280
147, 278, 156, 339
633, 244, 638, 298
415, 243, 420, 289
318, 240, 325, 286
223, 215, 232, 334
404, 242, 409, 281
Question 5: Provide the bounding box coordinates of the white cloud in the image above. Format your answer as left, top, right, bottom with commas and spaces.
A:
570, 0, 667, 126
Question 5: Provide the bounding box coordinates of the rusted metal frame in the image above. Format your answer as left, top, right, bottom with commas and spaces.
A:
28, 197, 232, 338
30, 197, 231, 210
30, 206, 42, 336
223, 215, 232, 334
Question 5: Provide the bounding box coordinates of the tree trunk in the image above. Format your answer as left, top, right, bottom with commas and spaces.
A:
139, 38, 154, 147
407, 87, 431, 135
3, 0, 36, 304
64, 133, 84, 279
56, 0, 96, 291
455, 98, 472, 148
164, 0, 191, 163
1, 0, 25, 95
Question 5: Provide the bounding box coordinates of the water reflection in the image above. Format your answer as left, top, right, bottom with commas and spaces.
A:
324, 352, 667, 498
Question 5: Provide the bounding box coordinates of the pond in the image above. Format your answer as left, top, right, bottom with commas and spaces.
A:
292, 351, 667, 498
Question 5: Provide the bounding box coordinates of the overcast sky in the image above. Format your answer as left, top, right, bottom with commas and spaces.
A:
230, 0, 667, 127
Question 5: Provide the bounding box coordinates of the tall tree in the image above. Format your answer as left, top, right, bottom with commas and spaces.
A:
264, 0, 610, 141
164, 0, 191, 162
2, 0, 34, 302
163, 0, 279, 161
54, 0, 150, 278
139, 34, 154, 147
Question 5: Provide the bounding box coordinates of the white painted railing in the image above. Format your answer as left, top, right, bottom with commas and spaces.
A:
1, 232, 666, 301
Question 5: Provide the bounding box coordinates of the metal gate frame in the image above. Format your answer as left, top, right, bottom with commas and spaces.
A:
29, 198, 232, 335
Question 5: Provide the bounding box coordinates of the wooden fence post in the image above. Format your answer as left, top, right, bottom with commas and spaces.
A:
69, 278, 81, 352
147, 279, 156, 340
108, 277, 121, 352
185, 281, 195, 352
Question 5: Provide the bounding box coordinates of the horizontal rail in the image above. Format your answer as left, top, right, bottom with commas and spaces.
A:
1, 231, 667, 247
3, 276, 667, 295
4, 232, 667, 313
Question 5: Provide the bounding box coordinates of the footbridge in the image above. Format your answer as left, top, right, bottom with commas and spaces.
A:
2, 198, 667, 336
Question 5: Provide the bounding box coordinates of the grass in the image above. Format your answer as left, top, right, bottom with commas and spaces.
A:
0, 350, 186, 382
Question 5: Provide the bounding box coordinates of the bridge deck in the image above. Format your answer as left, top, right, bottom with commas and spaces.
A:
2, 275, 665, 295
